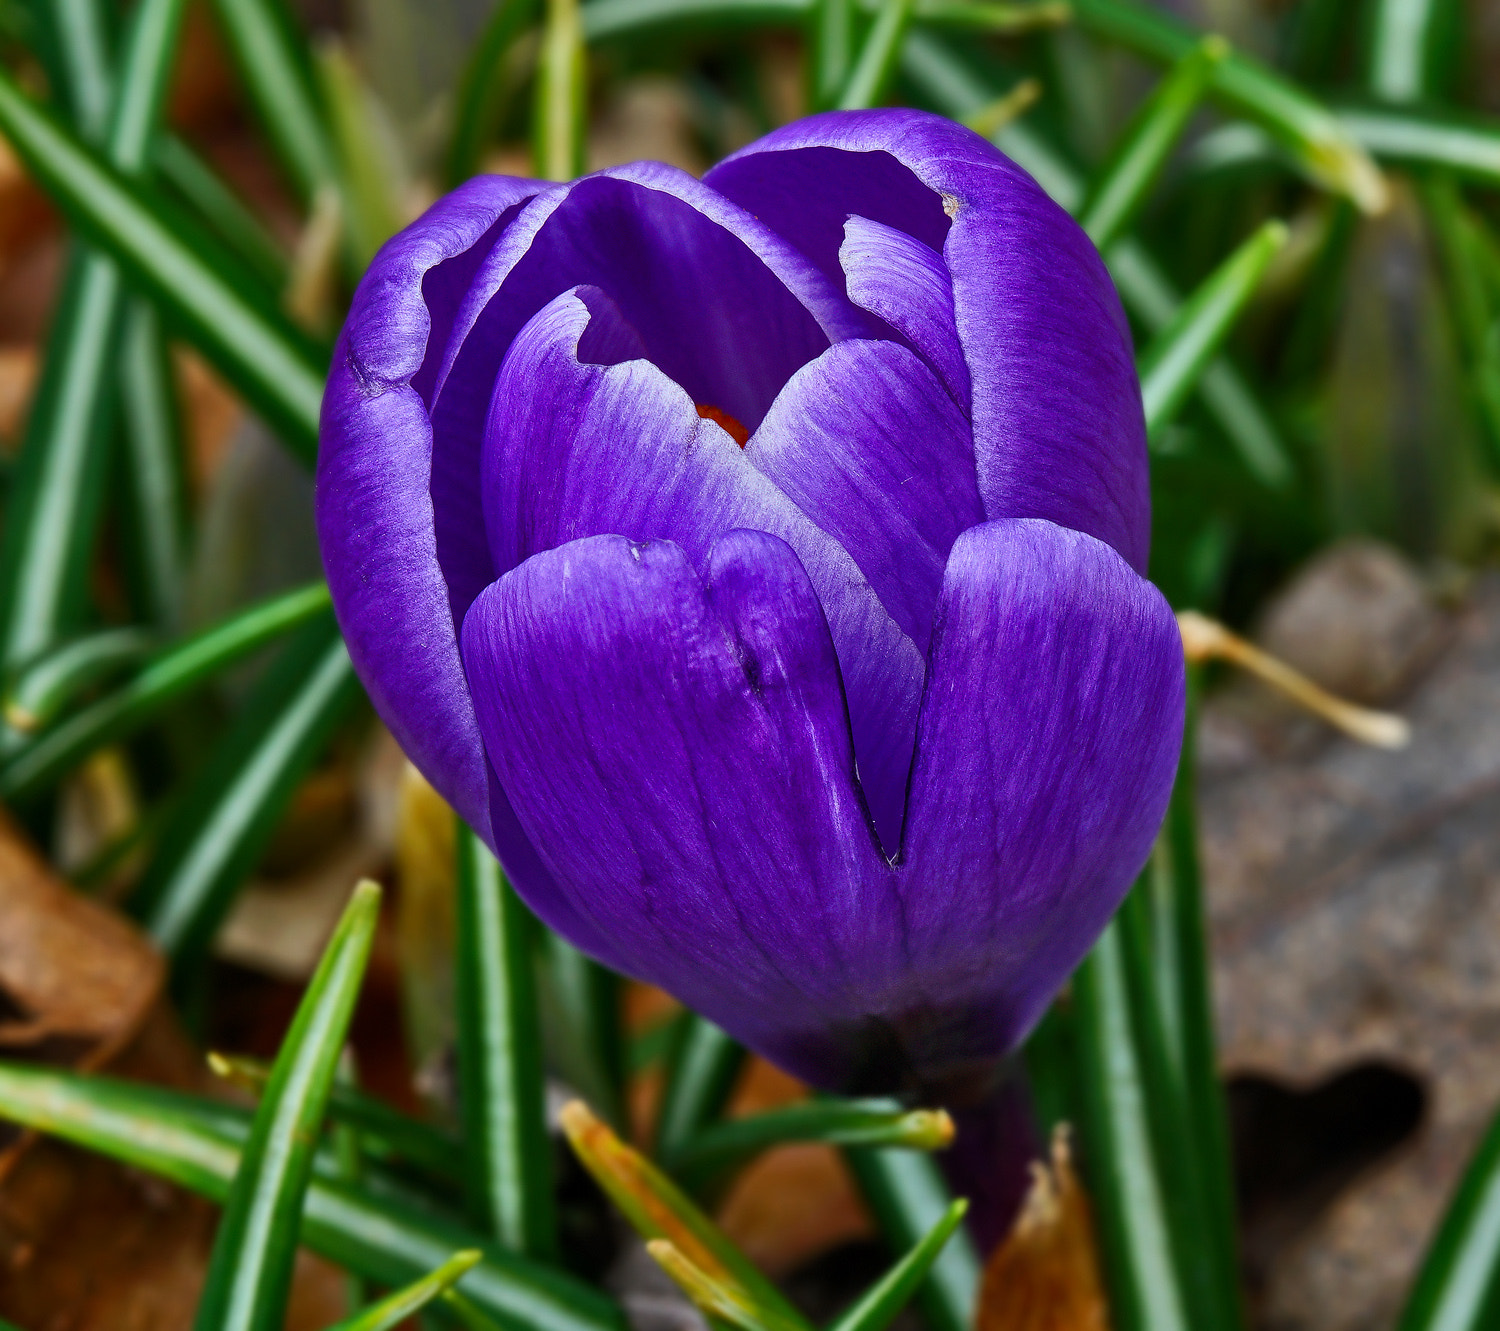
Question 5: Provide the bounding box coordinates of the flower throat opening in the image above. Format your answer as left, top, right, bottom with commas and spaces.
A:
696, 403, 750, 447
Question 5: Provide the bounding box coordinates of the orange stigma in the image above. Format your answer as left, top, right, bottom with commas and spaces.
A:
695, 403, 750, 448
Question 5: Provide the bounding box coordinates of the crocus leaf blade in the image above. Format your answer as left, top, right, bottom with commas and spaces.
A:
1137, 218, 1289, 439
193, 880, 382, 1331
828, 1198, 968, 1331
321, 1249, 483, 1331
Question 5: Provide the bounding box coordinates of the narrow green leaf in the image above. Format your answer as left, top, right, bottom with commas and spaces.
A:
562, 1100, 813, 1331
332, 1053, 369, 1314
900, 31, 1294, 489
194, 881, 382, 1331
135, 613, 362, 962
835, 0, 914, 111
671, 1100, 952, 1194
30, 0, 114, 144
811, 0, 854, 111
456, 823, 556, 1258
2, 624, 153, 735
1138, 219, 1288, 439
1367, 0, 1456, 105
843, 1148, 979, 1331
1339, 105, 1500, 189
215, 1052, 467, 1185
324, 1250, 483, 1331
828, 1198, 968, 1331
1071, 0, 1388, 212
1071, 915, 1192, 1331
0, 580, 332, 800
154, 133, 290, 287
448, 0, 542, 186
910, 0, 1068, 30
1078, 36, 1226, 252
582, 0, 808, 42
655, 1014, 745, 1167
1147, 673, 1242, 1327
208, 0, 336, 202
117, 296, 189, 630
1399, 1097, 1500, 1331
0, 245, 124, 670
0, 1064, 623, 1331
540, 932, 626, 1131
0, 0, 189, 670
0, 71, 327, 458
316, 42, 404, 271
536, 0, 587, 180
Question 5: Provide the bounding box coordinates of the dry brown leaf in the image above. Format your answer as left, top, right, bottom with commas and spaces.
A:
0, 806, 161, 1064
976, 1126, 1110, 1331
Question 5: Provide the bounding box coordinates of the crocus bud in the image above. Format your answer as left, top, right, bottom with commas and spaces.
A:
317, 109, 1185, 1094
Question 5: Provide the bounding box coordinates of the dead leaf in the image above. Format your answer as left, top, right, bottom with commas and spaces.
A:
0, 806, 161, 1065
976, 1126, 1110, 1331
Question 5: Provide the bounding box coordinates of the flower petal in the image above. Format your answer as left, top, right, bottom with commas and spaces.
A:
747, 337, 981, 654
459, 530, 900, 1085
707, 109, 1150, 572
317, 174, 542, 850
839, 215, 969, 410
899, 518, 1184, 1060
480, 289, 926, 854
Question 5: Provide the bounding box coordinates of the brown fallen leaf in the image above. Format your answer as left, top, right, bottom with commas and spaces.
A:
976, 1126, 1110, 1331
0, 805, 162, 1070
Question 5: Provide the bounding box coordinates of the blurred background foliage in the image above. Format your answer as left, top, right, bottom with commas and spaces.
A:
0, 0, 1497, 1328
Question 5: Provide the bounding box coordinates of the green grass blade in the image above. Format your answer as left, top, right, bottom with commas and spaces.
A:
317, 42, 404, 271
1339, 105, 1500, 188
1071, 0, 1387, 212
0, 1065, 623, 1331
899, 32, 1294, 489
135, 614, 362, 962
2, 624, 153, 735
1398, 1098, 1500, 1331
216, 1052, 467, 1185
1367, 0, 1454, 105
811, 0, 853, 111
835, 0, 915, 110
672, 1100, 951, 1195
1071, 915, 1192, 1331
207, 0, 336, 203
154, 133, 290, 286
32, 0, 113, 144
1138, 218, 1288, 439
324, 1250, 483, 1331
117, 296, 188, 629
0, 245, 124, 670
193, 881, 382, 1331
456, 823, 556, 1258
536, 0, 586, 180
842, 1148, 979, 1331
827, 1199, 967, 1331
655, 1014, 745, 1167
0, 580, 332, 800
108, 0, 188, 172
1148, 675, 1243, 1327
0, 71, 327, 458
1078, 36, 1226, 252
582, 0, 808, 41
447, 0, 542, 186
540, 932, 626, 1131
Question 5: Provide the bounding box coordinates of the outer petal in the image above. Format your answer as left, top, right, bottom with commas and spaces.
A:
706, 109, 1150, 572
459, 531, 901, 1086
898, 518, 1184, 1067
480, 289, 926, 855
839, 215, 969, 411
747, 338, 981, 654
317, 175, 546, 866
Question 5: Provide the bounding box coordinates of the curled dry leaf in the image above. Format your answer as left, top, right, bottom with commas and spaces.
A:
976, 1126, 1110, 1331
0, 807, 162, 1083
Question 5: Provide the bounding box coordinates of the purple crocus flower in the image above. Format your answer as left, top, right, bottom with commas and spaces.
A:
317, 109, 1185, 1095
